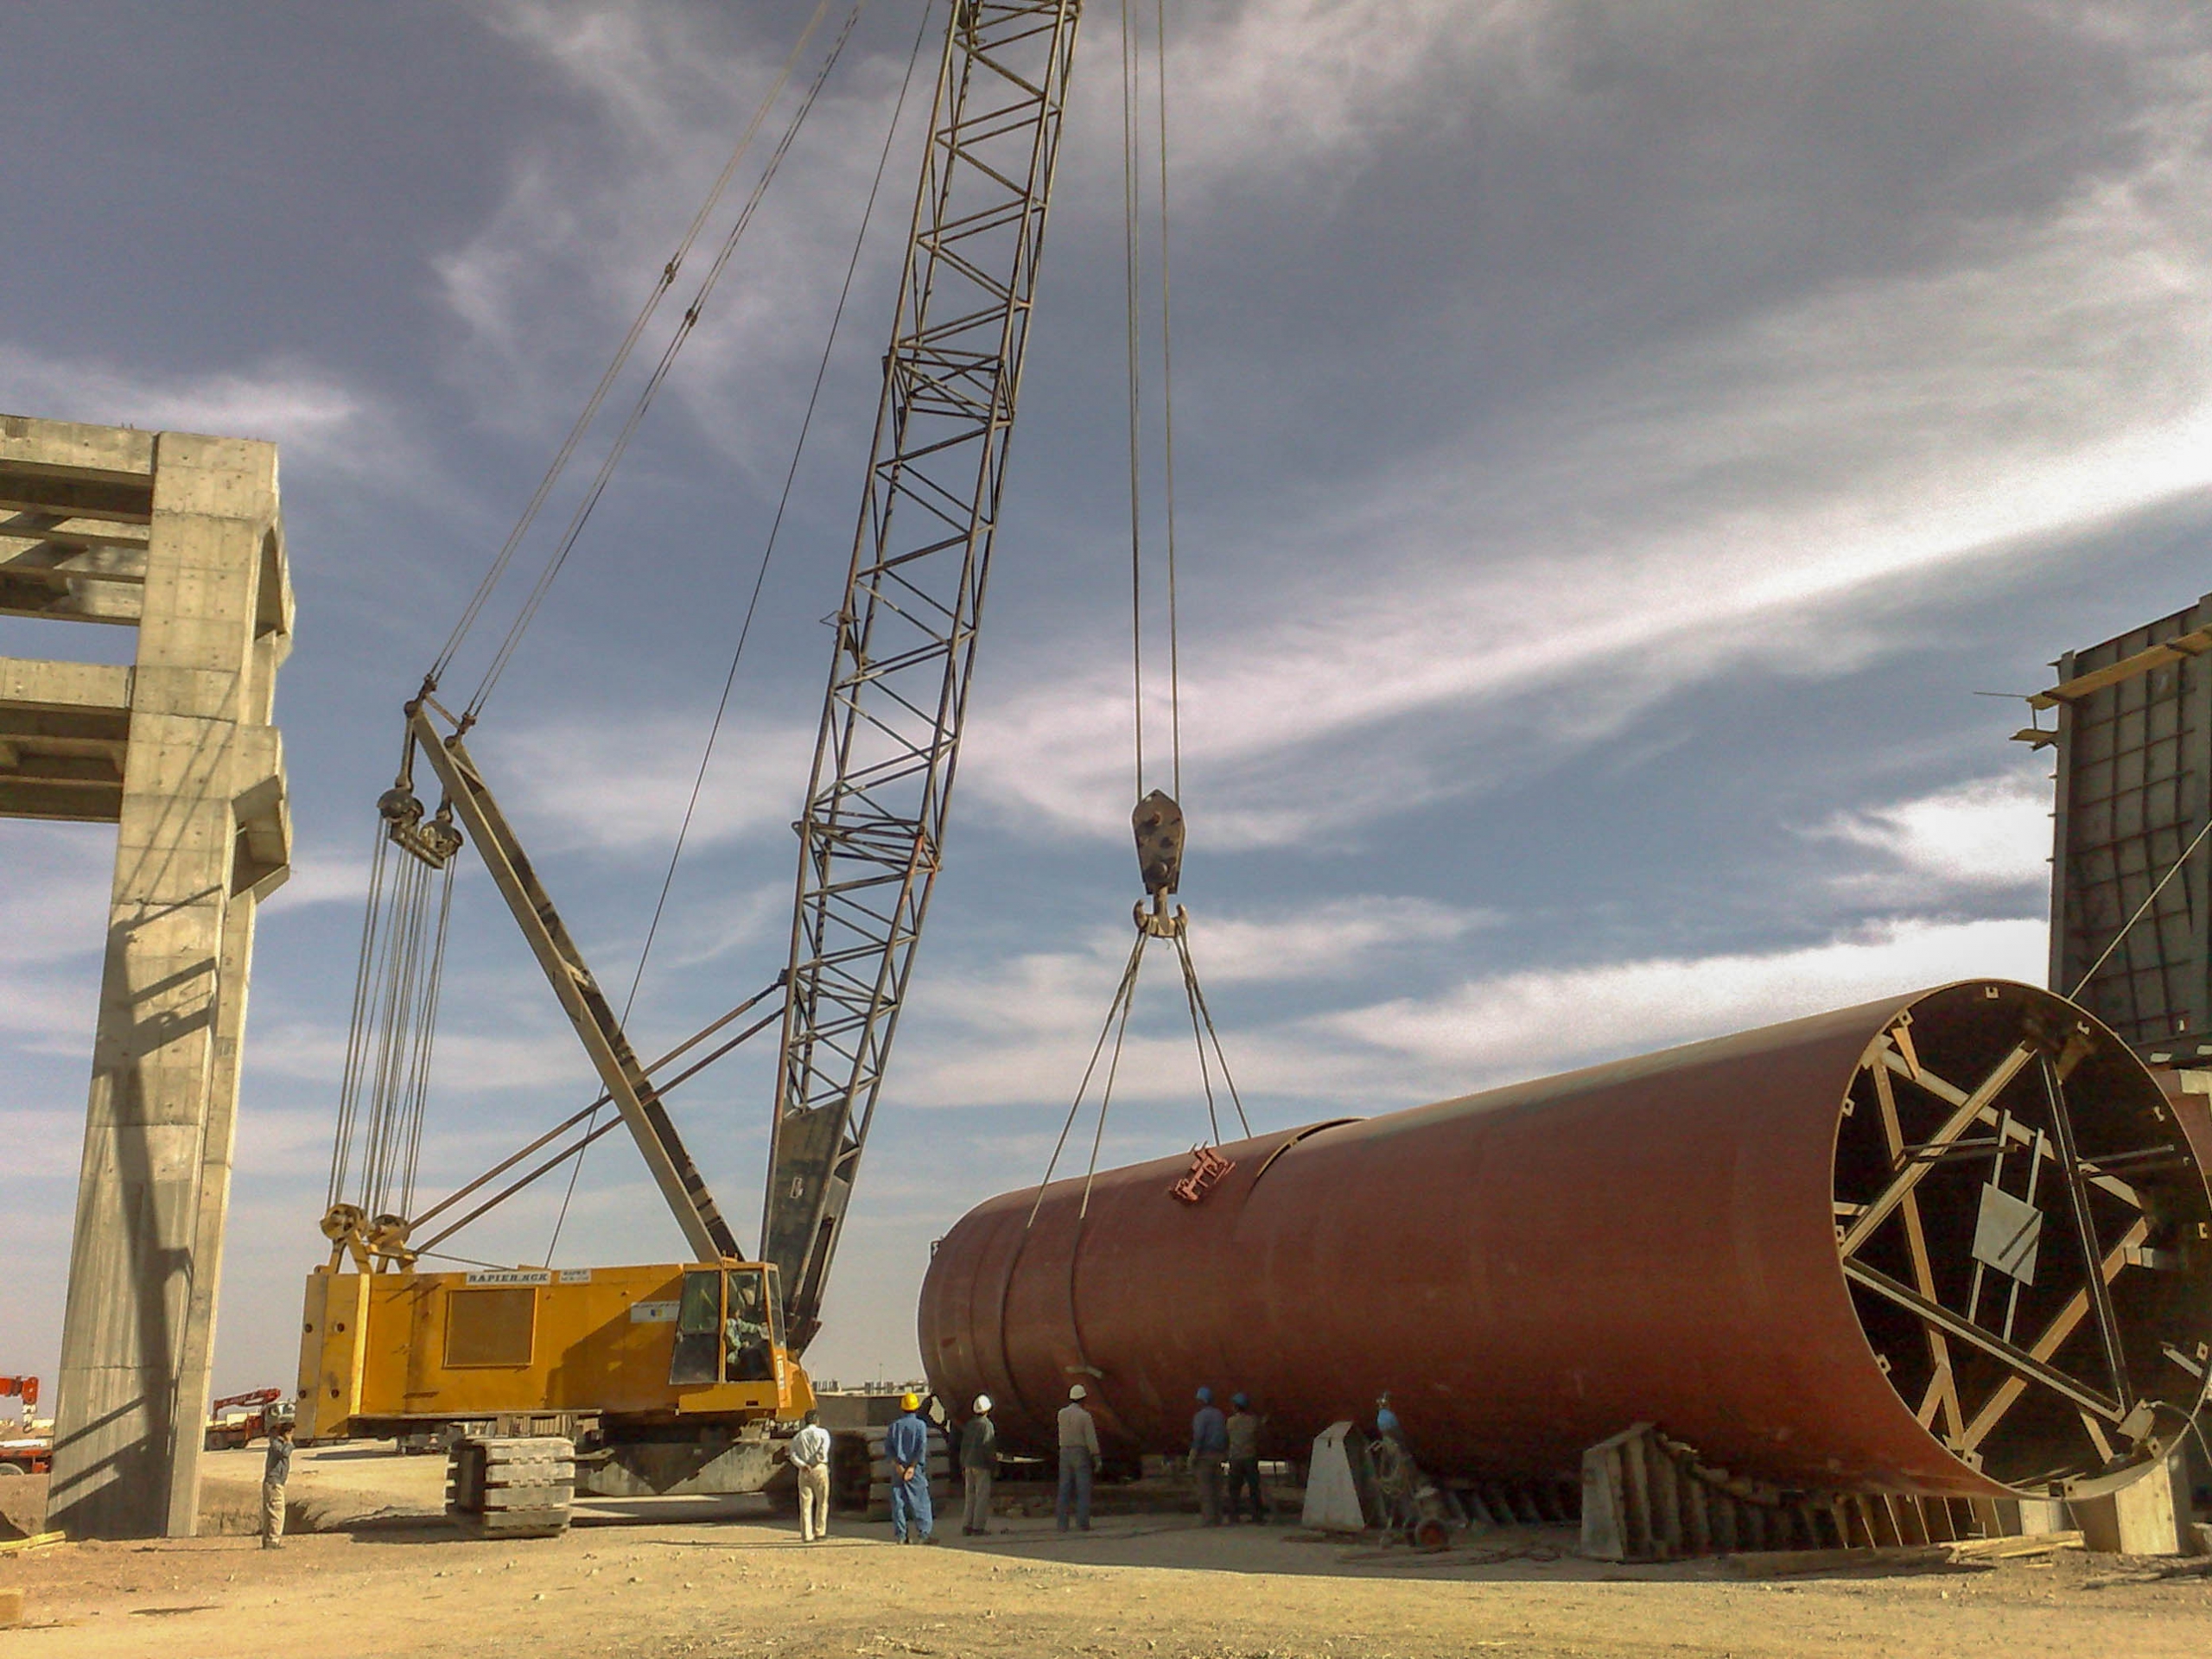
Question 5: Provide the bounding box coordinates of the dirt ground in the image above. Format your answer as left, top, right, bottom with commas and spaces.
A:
6, 1446, 2212, 1657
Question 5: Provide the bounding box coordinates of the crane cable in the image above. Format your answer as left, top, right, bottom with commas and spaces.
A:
1027, 0, 1248, 1228
334, 2, 867, 1247
542, 0, 938, 1265
462, 0, 872, 722
1122, 0, 1146, 803
425, 0, 842, 697
1154, 0, 1184, 803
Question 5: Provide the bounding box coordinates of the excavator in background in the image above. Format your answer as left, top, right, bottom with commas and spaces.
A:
296, 0, 1084, 1535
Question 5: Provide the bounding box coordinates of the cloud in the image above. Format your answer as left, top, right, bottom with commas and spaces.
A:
1816, 770, 2054, 896
0, 825, 108, 1051
1148, 0, 1507, 189
0, 343, 408, 480
959, 34, 2212, 847
890, 898, 1496, 1109
1181, 897, 1494, 982
259, 847, 374, 911
440, 0, 920, 468
1321, 915, 2050, 1090
496, 710, 813, 855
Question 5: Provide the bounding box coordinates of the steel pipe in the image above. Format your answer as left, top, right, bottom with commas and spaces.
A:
920, 980, 2212, 1498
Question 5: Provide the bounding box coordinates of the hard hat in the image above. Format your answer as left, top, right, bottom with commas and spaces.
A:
973, 1394, 992, 1414
1231, 1393, 1249, 1409
1195, 1386, 1212, 1404
1068, 1383, 1087, 1401
900, 1390, 921, 1411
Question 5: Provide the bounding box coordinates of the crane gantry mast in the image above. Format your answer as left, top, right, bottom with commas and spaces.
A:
763, 0, 1083, 1351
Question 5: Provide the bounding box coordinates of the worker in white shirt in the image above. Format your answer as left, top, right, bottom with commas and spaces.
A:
1057, 1384, 1099, 1532
959, 1395, 998, 1536
788, 1409, 833, 1542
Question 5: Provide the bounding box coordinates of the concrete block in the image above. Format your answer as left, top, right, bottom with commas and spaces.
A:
1302, 1421, 1370, 1533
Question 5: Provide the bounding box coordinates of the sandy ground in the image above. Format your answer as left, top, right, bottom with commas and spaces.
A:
5, 1446, 2212, 1657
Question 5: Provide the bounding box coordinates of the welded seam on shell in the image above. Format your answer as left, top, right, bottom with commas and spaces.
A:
1247, 1119, 1357, 1187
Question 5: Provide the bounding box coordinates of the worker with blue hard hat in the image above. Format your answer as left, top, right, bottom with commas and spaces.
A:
1376, 1393, 1402, 1441
1189, 1385, 1229, 1526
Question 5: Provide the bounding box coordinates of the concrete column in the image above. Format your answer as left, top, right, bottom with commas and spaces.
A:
29, 427, 292, 1539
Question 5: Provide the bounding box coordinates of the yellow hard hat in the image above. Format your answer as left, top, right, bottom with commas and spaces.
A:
900, 1390, 921, 1411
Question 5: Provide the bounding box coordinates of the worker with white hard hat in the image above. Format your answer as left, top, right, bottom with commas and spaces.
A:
958, 1393, 997, 1536
1056, 1382, 1099, 1532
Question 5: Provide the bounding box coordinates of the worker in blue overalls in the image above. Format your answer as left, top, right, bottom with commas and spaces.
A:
885, 1392, 938, 1544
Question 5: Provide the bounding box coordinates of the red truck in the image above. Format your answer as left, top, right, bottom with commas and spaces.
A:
0, 1376, 48, 1477
203, 1389, 284, 1452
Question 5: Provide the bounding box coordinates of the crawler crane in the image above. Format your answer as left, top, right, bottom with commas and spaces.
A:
296, 0, 1083, 1533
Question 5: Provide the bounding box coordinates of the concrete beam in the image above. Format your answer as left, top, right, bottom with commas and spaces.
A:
0, 657, 134, 714
0, 575, 144, 625
0, 413, 156, 480
0, 476, 156, 524
0, 535, 149, 624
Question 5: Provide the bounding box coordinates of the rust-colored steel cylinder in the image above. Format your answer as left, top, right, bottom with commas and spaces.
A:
921, 981, 2212, 1498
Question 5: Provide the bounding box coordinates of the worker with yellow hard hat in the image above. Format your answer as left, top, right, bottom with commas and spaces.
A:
884, 1391, 937, 1544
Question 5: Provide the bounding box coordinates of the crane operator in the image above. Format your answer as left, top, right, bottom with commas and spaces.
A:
722, 1273, 773, 1382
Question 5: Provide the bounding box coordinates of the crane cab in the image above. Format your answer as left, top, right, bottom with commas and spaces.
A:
669, 1263, 787, 1390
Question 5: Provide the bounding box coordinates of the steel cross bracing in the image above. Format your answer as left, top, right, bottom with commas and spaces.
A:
765, 0, 1082, 1351
1831, 1014, 2190, 1481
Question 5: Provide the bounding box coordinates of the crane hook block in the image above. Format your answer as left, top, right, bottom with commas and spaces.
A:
1133, 790, 1185, 898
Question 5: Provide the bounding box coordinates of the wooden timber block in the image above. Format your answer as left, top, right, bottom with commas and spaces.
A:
1719, 1545, 1953, 1580
2075, 1451, 2193, 1556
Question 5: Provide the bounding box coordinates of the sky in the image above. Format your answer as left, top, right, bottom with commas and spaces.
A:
3, 0, 2211, 1399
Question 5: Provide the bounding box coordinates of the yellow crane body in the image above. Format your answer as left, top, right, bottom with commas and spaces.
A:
296, 1261, 812, 1446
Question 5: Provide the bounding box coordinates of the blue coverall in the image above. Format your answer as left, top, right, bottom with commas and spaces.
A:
884, 1410, 934, 1542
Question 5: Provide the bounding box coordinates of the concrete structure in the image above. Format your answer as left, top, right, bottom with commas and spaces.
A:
0, 413, 292, 1538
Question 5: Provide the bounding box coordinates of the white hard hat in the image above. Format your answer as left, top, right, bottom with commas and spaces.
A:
973, 1394, 992, 1413
1068, 1383, 1087, 1401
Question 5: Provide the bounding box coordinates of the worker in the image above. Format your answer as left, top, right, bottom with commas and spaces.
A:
261, 1413, 294, 1550
788, 1409, 832, 1543
1370, 1425, 1417, 1540
1376, 1394, 1402, 1443
1188, 1386, 1228, 1525
959, 1394, 997, 1536
1056, 1383, 1098, 1532
1224, 1392, 1266, 1523
885, 1391, 937, 1544
722, 1275, 772, 1382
